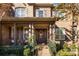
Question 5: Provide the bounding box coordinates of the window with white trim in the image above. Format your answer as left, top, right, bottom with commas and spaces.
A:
15, 7, 27, 17
36, 8, 45, 17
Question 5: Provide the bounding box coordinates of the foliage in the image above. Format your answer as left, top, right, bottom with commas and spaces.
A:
48, 40, 57, 55
56, 49, 75, 56
70, 43, 77, 49
56, 43, 61, 52
23, 45, 31, 56
56, 42, 77, 56
28, 35, 37, 47
28, 35, 37, 55
0, 45, 23, 56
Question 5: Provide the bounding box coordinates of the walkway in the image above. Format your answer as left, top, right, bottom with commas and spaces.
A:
37, 45, 51, 56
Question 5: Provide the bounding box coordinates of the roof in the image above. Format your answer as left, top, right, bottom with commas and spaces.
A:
28, 3, 54, 7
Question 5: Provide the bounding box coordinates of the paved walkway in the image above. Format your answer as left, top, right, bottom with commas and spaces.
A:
37, 45, 51, 56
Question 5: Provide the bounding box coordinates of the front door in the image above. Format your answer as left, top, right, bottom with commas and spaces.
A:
35, 29, 47, 44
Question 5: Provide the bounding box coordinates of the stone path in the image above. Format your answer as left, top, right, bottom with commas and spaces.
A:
37, 45, 51, 56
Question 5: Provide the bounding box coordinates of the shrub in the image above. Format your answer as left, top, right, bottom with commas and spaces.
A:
56, 42, 76, 56
48, 41, 56, 55
23, 48, 30, 56
56, 49, 75, 56
23, 45, 31, 56
0, 45, 23, 56
56, 43, 61, 52
28, 36, 37, 55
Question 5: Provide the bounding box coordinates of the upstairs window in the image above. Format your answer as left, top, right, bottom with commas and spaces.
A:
15, 7, 27, 17
36, 8, 45, 17
39, 10, 43, 17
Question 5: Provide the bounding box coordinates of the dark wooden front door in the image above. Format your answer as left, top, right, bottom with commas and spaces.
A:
35, 29, 47, 44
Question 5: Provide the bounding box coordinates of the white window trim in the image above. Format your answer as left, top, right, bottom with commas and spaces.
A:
36, 8, 46, 17
15, 7, 28, 17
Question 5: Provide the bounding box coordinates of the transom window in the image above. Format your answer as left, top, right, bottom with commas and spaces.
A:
55, 28, 65, 40
15, 7, 27, 17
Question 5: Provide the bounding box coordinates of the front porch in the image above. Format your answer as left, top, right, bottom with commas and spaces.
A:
0, 17, 63, 56
1, 21, 55, 45
1, 17, 56, 45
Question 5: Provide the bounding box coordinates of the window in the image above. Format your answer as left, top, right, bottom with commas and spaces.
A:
15, 7, 27, 17
36, 8, 45, 17
39, 10, 43, 17
55, 28, 65, 40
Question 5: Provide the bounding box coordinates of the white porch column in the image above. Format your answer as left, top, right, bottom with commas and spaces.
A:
13, 24, 16, 44
14, 24, 16, 40
32, 24, 35, 45
32, 24, 34, 37
52, 25, 55, 41
11, 24, 16, 44
29, 24, 32, 39
49, 24, 52, 40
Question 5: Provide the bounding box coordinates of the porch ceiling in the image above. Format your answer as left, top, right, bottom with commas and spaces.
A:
1, 17, 60, 22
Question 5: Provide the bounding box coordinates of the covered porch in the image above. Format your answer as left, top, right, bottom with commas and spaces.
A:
1, 17, 59, 45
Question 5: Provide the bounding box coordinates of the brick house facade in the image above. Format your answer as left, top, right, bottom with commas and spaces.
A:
0, 3, 79, 46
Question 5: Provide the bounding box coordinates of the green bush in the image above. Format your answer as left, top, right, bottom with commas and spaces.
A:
23, 45, 31, 56
28, 36, 37, 48
56, 49, 75, 56
28, 36, 37, 55
56, 43, 76, 56
0, 45, 23, 56
23, 48, 30, 56
48, 41, 56, 55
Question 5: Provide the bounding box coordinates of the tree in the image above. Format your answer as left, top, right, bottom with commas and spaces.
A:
53, 3, 79, 56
